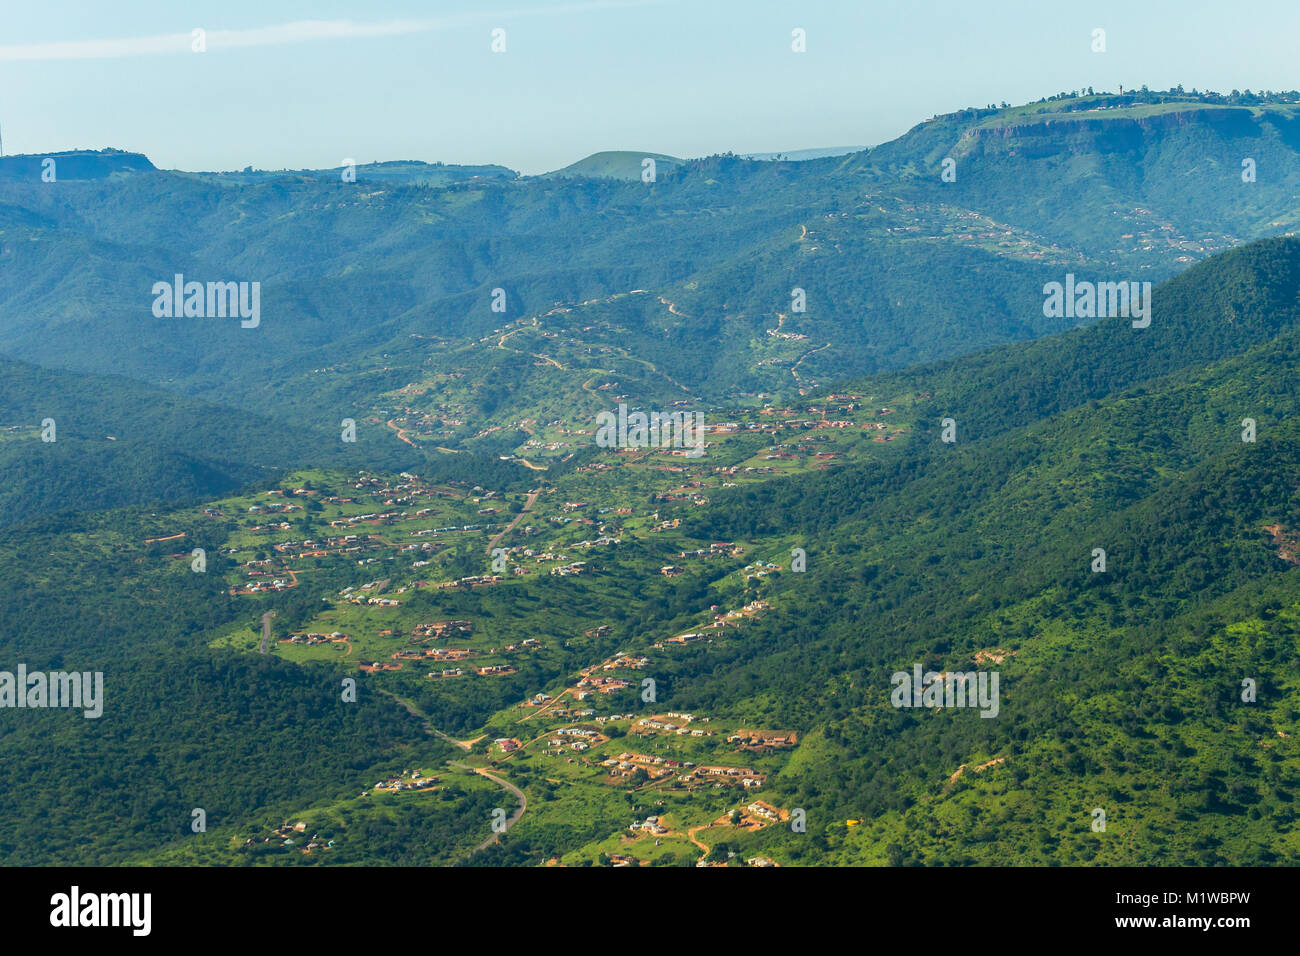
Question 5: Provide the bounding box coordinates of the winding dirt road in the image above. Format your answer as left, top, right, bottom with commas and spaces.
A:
450, 761, 527, 853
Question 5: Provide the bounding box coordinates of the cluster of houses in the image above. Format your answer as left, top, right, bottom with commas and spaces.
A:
656, 631, 707, 647
412, 620, 473, 640
530, 698, 596, 720
526, 694, 591, 720
327, 509, 404, 528
285, 631, 347, 646
629, 815, 669, 835
247, 501, 300, 515
545, 726, 602, 752
595, 652, 649, 672
230, 577, 292, 595
686, 766, 766, 789
743, 561, 781, 580
360, 661, 403, 673
602, 755, 676, 781
766, 327, 809, 341
678, 541, 744, 560
632, 713, 710, 737
704, 600, 773, 628
710, 464, 780, 478
558, 727, 601, 740
340, 580, 400, 606
728, 730, 798, 753
594, 713, 636, 724
572, 536, 620, 549
324, 499, 493, 533
391, 647, 459, 661
373, 771, 438, 793
274, 533, 370, 556
503, 638, 541, 652
245, 821, 335, 853
438, 573, 504, 589
707, 406, 882, 437
549, 561, 588, 577
650, 600, 769, 647
651, 491, 709, 506
742, 801, 783, 825
516, 546, 562, 562
577, 675, 630, 694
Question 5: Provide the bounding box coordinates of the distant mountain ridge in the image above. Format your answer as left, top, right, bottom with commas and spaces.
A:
740, 146, 866, 161
0, 148, 156, 181
537, 150, 686, 180
184, 159, 518, 187
4, 90, 1300, 456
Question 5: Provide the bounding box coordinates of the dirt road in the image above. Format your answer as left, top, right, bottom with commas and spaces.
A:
485, 490, 540, 556
448, 761, 527, 853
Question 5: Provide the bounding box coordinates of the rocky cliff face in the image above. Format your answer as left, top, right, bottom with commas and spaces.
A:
960, 107, 1261, 158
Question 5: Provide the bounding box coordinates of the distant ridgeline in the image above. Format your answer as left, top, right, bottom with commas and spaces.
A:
0, 151, 516, 186
3, 87, 1300, 518
184, 159, 519, 186
0, 148, 157, 181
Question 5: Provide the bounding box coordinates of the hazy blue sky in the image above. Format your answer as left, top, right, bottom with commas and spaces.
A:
2, 0, 1297, 174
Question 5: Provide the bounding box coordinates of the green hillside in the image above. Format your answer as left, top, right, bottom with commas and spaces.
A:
0, 236, 1297, 866
3, 91, 1300, 461
662, 240, 1300, 865
0, 354, 543, 524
